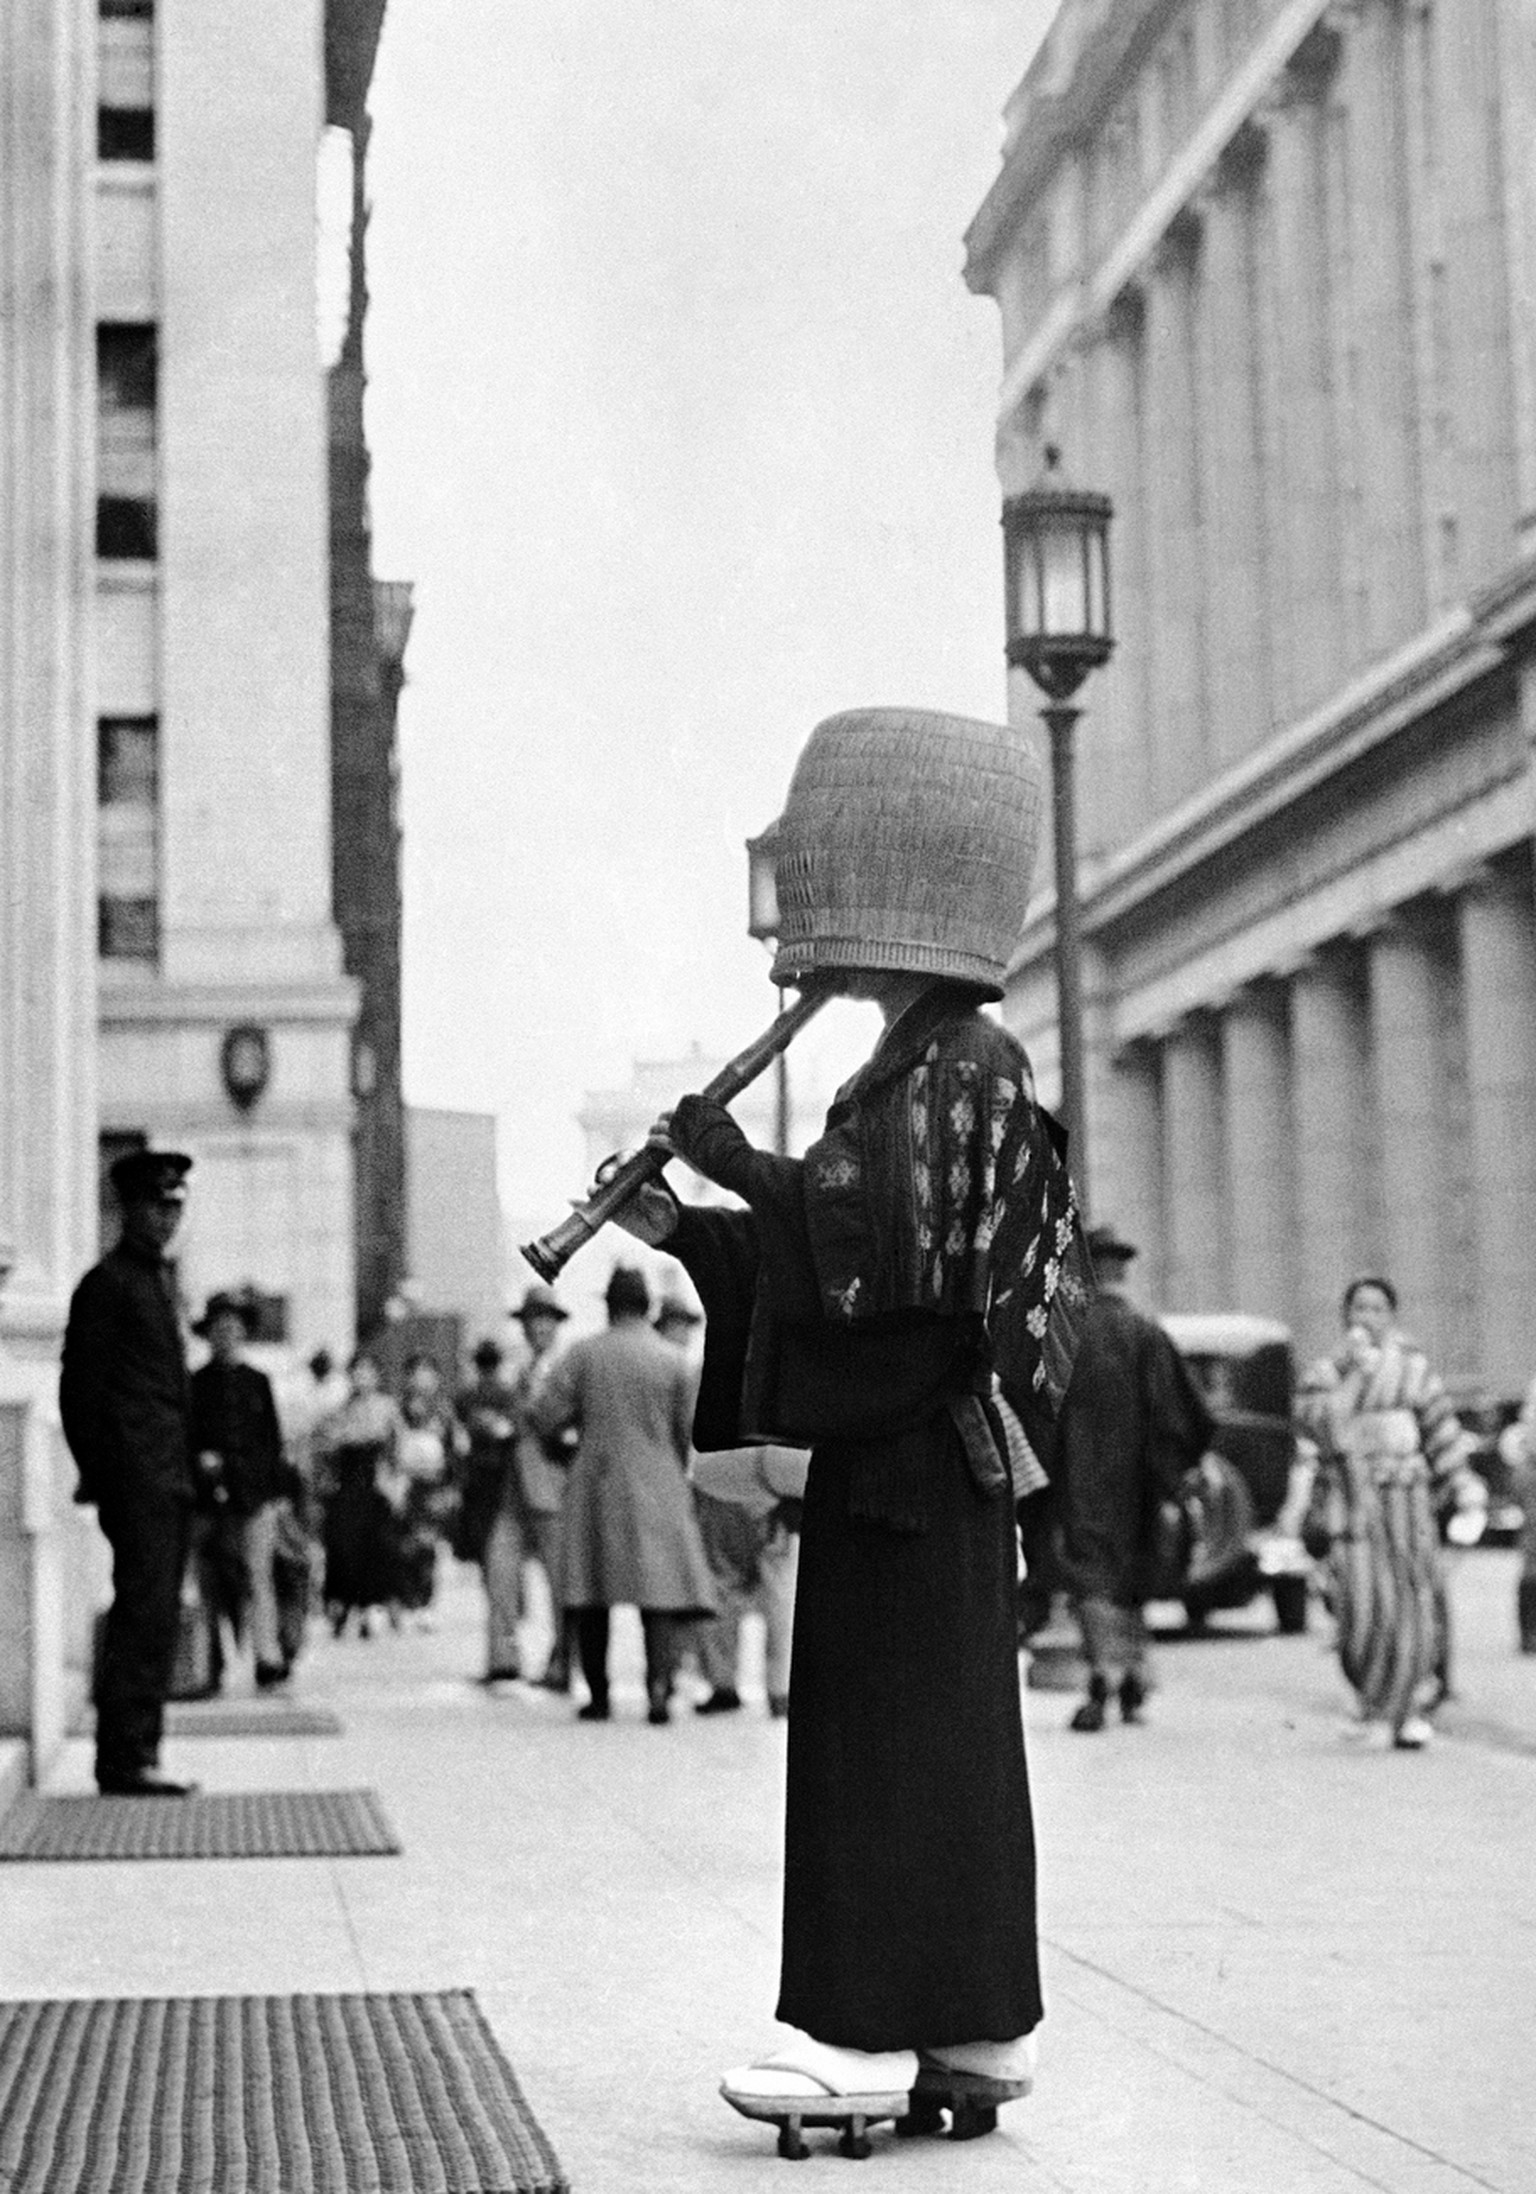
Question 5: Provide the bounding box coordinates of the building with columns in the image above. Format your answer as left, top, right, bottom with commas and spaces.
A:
966, 0, 1536, 1392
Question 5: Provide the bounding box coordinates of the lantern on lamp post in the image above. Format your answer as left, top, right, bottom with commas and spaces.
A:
1002, 444, 1114, 1215
746, 820, 790, 1156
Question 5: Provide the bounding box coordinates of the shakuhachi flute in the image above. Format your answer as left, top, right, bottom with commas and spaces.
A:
520, 985, 829, 1283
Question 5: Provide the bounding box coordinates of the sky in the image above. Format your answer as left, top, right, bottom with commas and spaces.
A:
364, 1, 1057, 1230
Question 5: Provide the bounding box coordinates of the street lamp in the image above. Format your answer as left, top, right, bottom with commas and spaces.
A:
746, 821, 790, 1156
1003, 444, 1114, 1215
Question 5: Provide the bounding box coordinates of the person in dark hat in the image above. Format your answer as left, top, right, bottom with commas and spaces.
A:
503, 1281, 576, 1687
60, 1148, 199, 1795
1049, 1222, 1212, 1732
455, 1334, 524, 1678
529, 1265, 717, 1721
189, 1290, 295, 1693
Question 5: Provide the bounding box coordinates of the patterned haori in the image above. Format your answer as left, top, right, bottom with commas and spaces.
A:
674, 985, 1088, 1510
1296, 1334, 1472, 1733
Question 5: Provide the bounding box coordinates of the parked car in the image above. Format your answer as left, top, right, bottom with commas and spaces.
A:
1159, 1313, 1315, 1634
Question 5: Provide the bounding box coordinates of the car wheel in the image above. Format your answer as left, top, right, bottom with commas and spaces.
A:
1271, 1574, 1309, 1635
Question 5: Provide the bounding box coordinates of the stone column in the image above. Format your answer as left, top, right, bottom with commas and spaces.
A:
1222, 982, 1294, 1321
1264, 30, 1344, 719
0, 0, 98, 1766
1288, 945, 1376, 1359
1334, 0, 1426, 655
1458, 866, 1536, 1397
1367, 911, 1450, 1360
1161, 1016, 1226, 1312
1143, 219, 1209, 808
1197, 129, 1270, 768
1492, 0, 1536, 552
1078, 290, 1150, 858
1426, 0, 1519, 585
1098, 1042, 1163, 1308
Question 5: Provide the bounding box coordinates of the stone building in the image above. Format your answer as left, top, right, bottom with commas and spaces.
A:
327, 42, 415, 1346
87, 0, 398, 1354
0, 0, 400, 1770
966, 0, 1536, 1392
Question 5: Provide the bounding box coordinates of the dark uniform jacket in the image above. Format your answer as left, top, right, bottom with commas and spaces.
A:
59, 1238, 194, 1507
189, 1358, 289, 1517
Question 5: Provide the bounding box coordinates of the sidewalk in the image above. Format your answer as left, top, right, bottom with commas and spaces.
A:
2, 1552, 1534, 2192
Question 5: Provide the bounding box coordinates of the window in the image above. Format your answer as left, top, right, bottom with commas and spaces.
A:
96, 323, 157, 560
98, 715, 158, 805
98, 715, 158, 964
97, 896, 158, 961
98, 107, 154, 161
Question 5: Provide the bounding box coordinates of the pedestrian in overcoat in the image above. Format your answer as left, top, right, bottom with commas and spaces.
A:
189, 1290, 295, 1691
529, 1265, 717, 1722
1049, 1225, 1214, 1732
59, 1148, 198, 1796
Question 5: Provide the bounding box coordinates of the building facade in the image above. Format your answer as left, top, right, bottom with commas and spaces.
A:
0, 0, 400, 1766
966, 0, 1536, 1393
327, 52, 414, 1347
87, 0, 403, 1361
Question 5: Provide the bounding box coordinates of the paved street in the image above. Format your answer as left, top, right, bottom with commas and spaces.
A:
3, 1549, 1533, 2193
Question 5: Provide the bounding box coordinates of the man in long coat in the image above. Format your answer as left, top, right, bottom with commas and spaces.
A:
60, 1149, 198, 1795
189, 1290, 294, 1692
529, 1265, 716, 1723
1051, 1224, 1213, 1731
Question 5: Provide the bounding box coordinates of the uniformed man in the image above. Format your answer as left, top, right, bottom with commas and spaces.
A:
60, 1148, 199, 1796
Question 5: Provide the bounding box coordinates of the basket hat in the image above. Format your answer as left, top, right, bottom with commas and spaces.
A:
769, 707, 1044, 1000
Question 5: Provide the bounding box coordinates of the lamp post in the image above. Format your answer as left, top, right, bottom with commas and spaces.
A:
1002, 444, 1114, 1217
746, 821, 790, 1157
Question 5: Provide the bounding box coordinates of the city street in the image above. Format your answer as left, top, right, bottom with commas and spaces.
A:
3, 1551, 1532, 2193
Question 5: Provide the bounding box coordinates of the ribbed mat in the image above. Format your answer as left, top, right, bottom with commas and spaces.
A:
0, 1992, 568, 2193
73, 1703, 344, 1740
0, 1789, 398, 1861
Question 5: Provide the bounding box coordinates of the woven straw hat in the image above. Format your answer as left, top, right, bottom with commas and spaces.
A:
769, 707, 1043, 1000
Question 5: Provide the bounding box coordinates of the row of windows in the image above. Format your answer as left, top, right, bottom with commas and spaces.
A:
99, 0, 153, 164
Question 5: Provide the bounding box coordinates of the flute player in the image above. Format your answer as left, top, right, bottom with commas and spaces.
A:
608, 705, 1090, 2156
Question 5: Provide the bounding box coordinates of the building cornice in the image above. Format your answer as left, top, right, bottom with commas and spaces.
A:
1009, 552, 1536, 974
969, 0, 1336, 426
964, 0, 1182, 287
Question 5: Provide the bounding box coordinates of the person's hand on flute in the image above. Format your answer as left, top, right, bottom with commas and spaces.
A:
592, 1141, 680, 1247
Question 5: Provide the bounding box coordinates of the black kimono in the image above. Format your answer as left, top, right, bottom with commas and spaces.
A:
665, 985, 1087, 2051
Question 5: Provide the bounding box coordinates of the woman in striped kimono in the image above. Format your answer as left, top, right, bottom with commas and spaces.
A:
1297, 1278, 1486, 1749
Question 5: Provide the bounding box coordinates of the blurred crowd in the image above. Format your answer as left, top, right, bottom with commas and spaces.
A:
168, 1268, 804, 1728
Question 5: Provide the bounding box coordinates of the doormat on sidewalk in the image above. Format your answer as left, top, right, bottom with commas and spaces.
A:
0, 1991, 570, 2193
72, 1703, 345, 1740
0, 1789, 399, 1861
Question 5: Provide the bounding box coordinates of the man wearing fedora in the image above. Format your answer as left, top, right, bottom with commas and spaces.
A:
474, 1283, 574, 1687
1051, 1224, 1212, 1732
190, 1289, 295, 1693
60, 1148, 199, 1795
